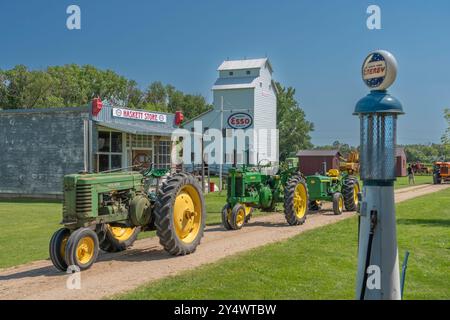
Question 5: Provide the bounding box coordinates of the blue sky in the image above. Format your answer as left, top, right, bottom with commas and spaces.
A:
1, 0, 449, 146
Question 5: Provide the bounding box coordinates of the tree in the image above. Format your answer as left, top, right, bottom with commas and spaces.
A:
276, 82, 314, 160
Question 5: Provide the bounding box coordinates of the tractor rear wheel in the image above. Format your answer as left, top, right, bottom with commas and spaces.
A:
154, 173, 206, 256
100, 225, 141, 252
221, 204, 233, 230
64, 227, 99, 271
284, 175, 309, 225
332, 192, 344, 215
49, 228, 70, 271
230, 204, 246, 230
342, 177, 360, 211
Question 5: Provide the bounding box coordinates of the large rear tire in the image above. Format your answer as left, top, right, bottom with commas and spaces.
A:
49, 228, 70, 271
154, 173, 206, 256
284, 174, 309, 225
342, 177, 360, 211
100, 225, 141, 253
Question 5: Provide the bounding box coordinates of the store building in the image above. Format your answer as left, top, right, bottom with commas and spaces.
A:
0, 103, 180, 198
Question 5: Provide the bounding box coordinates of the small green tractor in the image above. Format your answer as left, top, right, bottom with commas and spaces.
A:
305, 169, 360, 215
222, 161, 309, 230
49, 168, 206, 271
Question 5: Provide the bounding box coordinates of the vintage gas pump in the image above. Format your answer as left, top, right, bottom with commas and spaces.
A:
354, 50, 404, 300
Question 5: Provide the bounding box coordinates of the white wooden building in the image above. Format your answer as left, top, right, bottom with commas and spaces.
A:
183, 58, 278, 172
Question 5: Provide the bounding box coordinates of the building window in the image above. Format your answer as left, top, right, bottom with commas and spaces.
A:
156, 140, 171, 169
126, 134, 152, 149
246, 70, 251, 75
97, 131, 123, 172
229, 71, 234, 76
260, 82, 263, 88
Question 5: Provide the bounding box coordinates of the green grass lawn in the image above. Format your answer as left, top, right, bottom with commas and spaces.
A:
0, 192, 229, 269
118, 188, 450, 300
394, 175, 432, 189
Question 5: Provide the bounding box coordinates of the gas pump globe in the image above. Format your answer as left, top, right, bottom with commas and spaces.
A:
354, 50, 404, 300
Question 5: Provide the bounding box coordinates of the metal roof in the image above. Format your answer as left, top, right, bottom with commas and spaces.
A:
296, 150, 341, 157
395, 147, 406, 157
212, 76, 258, 90
217, 58, 273, 72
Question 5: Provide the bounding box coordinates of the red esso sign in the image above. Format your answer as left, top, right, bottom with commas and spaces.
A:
227, 113, 253, 129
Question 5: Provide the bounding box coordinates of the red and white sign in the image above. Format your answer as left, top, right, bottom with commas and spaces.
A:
227, 113, 253, 129
112, 108, 167, 123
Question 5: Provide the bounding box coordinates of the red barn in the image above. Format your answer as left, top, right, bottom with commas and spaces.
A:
395, 147, 407, 177
296, 150, 342, 175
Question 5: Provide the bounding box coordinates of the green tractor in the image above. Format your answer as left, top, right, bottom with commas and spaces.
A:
222, 161, 309, 230
49, 168, 206, 271
305, 169, 360, 215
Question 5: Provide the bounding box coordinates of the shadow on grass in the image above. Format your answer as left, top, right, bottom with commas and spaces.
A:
397, 218, 450, 227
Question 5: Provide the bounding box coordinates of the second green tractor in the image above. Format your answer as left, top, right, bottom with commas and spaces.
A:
222, 162, 360, 230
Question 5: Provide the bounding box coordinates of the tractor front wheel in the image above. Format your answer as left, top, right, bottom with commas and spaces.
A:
221, 204, 233, 230
230, 204, 246, 230
154, 173, 206, 255
64, 227, 99, 271
100, 225, 141, 252
284, 175, 309, 225
49, 228, 70, 271
342, 177, 360, 211
332, 193, 344, 215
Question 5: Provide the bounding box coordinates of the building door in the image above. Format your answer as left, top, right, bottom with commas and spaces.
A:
132, 150, 152, 169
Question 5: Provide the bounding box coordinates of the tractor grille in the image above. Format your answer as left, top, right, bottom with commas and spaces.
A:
235, 177, 243, 196
76, 184, 92, 216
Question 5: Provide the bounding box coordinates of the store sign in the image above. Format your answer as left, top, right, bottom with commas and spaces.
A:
362, 50, 397, 90
227, 112, 253, 129
112, 108, 167, 123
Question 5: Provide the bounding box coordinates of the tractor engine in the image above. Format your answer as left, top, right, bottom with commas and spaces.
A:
62, 172, 148, 229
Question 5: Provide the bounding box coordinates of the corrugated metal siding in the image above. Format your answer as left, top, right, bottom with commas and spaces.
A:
0, 108, 88, 196
253, 65, 277, 164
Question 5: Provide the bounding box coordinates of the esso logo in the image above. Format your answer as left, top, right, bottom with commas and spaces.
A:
362, 50, 398, 90
227, 113, 253, 129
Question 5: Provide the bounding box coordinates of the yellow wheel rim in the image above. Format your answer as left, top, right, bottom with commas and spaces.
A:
339, 197, 343, 211
353, 184, 360, 205
293, 184, 307, 219
244, 205, 252, 216
236, 207, 246, 227
173, 185, 202, 244
76, 236, 95, 265
108, 225, 136, 241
